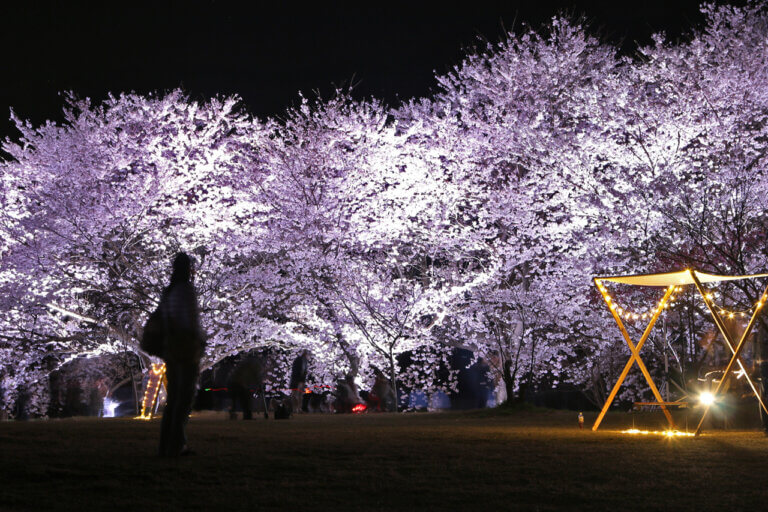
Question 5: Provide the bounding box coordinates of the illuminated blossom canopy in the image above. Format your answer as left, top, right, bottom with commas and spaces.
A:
2, 2, 768, 417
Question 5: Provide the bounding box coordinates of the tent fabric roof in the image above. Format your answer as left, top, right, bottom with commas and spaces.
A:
596, 270, 768, 287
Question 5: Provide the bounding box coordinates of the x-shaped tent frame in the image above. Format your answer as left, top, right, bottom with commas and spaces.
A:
592, 269, 768, 436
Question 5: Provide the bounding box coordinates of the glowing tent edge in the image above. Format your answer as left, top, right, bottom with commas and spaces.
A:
596, 270, 768, 287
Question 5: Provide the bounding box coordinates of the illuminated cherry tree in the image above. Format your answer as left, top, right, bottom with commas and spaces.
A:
0, 91, 279, 415
2, 2, 768, 417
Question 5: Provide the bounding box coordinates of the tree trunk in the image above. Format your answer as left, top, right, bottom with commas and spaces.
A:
336, 334, 359, 377
130, 364, 141, 415
517, 372, 531, 404
503, 360, 516, 404
388, 351, 399, 412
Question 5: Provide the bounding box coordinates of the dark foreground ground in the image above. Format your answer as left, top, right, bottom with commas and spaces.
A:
1, 408, 767, 511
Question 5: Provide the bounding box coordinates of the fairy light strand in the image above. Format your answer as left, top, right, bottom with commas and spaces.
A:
597, 281, 768, 324
701, 291, 767, 319
136, 363, 166, 420
596, 282, 681, 323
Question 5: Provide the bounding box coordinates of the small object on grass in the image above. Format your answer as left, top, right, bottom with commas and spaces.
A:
578, 412, 584, 430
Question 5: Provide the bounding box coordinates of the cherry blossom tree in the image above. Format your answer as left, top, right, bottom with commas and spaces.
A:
3, 2, 768, 417
0, 91, 274, 415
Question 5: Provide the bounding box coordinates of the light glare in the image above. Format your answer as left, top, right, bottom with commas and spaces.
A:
699, 391, 716, 406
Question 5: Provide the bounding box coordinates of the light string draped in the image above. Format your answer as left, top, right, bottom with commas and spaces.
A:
596, 283, 767, 323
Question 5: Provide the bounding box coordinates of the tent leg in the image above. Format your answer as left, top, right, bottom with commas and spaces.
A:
690, 273, 768, 435
592, 280, 674, 431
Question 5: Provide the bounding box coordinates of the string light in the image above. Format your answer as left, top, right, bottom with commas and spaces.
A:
599, 279, 768, 324
597, 282, 681, 323
136, 363, 166, 420
701, 290, 767, 319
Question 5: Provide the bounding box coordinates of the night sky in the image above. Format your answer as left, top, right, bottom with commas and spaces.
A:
0, 1, 743, 143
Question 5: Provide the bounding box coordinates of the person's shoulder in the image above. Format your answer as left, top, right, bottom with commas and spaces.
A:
160, 285, 172, 300
168, 281, 196, 295
179, 281, 196, 293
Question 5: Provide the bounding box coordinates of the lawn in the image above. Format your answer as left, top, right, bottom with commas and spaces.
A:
1, 408, 766, 511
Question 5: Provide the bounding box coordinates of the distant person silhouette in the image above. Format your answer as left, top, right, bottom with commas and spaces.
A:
158, 252, 205, 456
334, 374, 362, 413
369, 368, 396, 412
289, 350, 309, 413
228, 354, 268, 420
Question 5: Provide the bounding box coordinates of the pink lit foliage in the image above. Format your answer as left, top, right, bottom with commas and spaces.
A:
0, 91, 277, 415
2, 3, 768, 416
405, 15, 625, 403
253, 94, 481, 393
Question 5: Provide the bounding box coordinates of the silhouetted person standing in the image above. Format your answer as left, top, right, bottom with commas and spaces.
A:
473, 357, 492, 408
370, 367, 396, 412
228, 354, 267, 420
289, 350, 309, 413
159, 252, 205, 456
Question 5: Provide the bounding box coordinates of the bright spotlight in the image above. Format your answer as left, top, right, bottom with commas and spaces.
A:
102, 397, 120, 418
699, 392, 716, 406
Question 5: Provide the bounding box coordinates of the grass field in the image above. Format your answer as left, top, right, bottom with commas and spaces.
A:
1, 408, 767, 511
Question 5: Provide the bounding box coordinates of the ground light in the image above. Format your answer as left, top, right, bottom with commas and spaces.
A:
698, 391, 716, 406
102, 397, 120, 418
621, 429, 695, 437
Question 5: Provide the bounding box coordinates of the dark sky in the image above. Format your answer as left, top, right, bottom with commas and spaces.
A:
0, 1, 744, 142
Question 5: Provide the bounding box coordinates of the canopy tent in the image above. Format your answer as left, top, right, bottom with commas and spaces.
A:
592, 268, 768, 435
598, 270, 768, 287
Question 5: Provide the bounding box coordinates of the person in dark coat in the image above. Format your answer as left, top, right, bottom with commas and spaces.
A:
228, 354, 267, 420
473, 357, 492, 409
289, 350, 309, 414
369, 368, 396, 412
334, 373, 362, 413
158, 252, 205, 457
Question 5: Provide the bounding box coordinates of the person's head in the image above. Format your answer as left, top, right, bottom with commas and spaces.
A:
170, 252, 193, 284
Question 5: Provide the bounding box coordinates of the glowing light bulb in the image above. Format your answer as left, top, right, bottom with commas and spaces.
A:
699, 392, 716, 406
